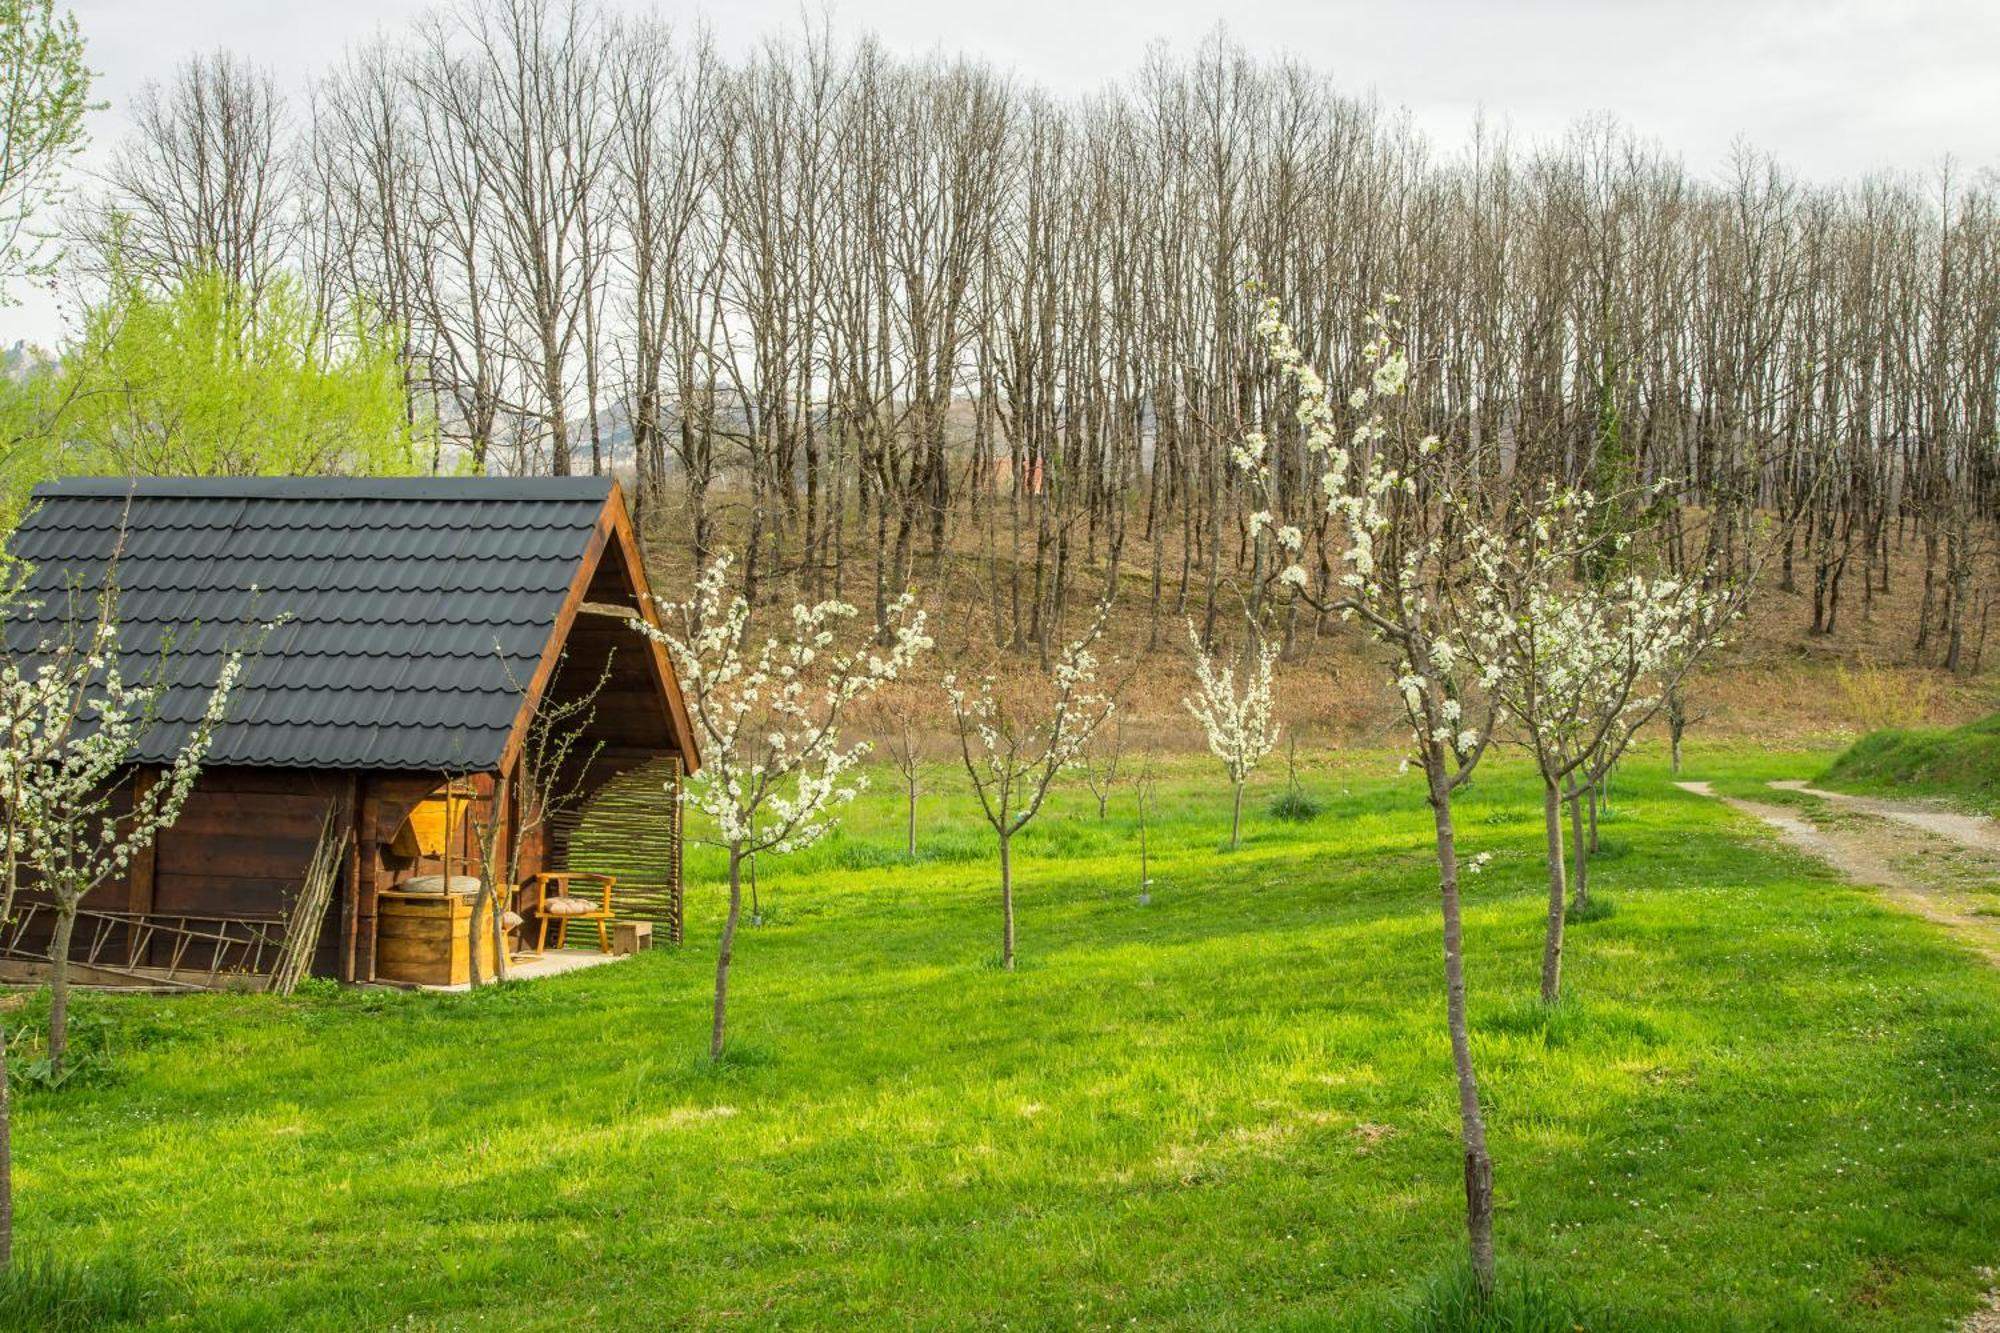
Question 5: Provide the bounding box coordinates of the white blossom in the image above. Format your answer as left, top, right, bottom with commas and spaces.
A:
1182, 620, 1282, 795
0, 573, 262, 976
943, 605, 1116, 843
629, 552, 930, 860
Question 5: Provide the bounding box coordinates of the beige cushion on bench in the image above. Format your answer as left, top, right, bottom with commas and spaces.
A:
399, 874, 482, 896
540, 896, 602, 917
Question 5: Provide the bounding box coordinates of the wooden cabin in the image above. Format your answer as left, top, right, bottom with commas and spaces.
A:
3, 476, 700, 989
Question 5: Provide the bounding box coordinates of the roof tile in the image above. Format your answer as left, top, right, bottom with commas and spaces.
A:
7, 476, 612, 770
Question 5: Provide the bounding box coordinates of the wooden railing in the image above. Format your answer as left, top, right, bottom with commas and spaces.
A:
0, 903, 293, 990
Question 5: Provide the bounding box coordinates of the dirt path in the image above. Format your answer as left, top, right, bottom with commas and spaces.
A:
1767, 780, 2000, 856
1678, 783, 2000, 1331
1675, 780, 2000, 967
1967, 1277, 2000, 1333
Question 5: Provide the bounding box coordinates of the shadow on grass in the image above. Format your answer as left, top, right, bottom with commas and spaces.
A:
1480, 993, 1668, 1051
0, 1252, 151, 1331
1566, 895, 1617, 925
1341, 1260, 1620, 1332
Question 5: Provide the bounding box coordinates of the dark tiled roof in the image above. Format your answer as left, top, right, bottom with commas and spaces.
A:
7, 477, 615, 770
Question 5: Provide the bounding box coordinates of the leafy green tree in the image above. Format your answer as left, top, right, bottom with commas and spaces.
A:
55, 267, 423, 477
0, 0, 93, 297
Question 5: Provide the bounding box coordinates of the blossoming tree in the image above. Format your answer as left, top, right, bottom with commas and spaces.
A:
1183, 619, 1280, 848
1466, 500, 1727, 1003
1240, 293, 1507, 1293
943, 607, 1115, 970
0, 580, 249, 1077
876, 699, 929, 857
0, 571, 251, 1269
632, 553, 930, 1059
1550, 582, 1742, 914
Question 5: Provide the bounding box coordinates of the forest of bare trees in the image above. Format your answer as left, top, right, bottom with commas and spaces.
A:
77, 0, 2000, 671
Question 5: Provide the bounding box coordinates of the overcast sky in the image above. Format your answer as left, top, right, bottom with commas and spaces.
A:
9, 0, 1998, 345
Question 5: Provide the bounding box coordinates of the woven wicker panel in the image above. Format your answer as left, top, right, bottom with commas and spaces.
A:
553, 754, 684, 943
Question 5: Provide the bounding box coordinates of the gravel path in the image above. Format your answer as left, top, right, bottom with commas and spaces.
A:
1964, 1274, 2000, 1333
1678, 782, 2000, 1330
1767, 780, 2000, 856
1674, 780, 2000, 967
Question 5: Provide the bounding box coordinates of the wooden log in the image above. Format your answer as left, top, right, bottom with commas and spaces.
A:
0, 959, 268, 992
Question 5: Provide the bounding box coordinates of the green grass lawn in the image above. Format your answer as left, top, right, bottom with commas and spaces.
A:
14, 741, 2000, 1330
1822, 711, 2000, 814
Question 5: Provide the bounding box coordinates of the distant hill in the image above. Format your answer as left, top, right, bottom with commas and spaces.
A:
0, 340, 54, 380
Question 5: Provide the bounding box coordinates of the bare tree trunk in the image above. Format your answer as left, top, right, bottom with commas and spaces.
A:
711, 845, 745, 1059
906, 778, 919, 857
1230, 779, 1244, 848
999, 832, 1015, 971
493, 878, 511, 982
0, 1012, 10, 1270
1426, 755, 1496, 1295
467, 886, 486, 988
1540, 777, 1568, 1005
47, 907, 77, 1077
1567, 778, 1591, 911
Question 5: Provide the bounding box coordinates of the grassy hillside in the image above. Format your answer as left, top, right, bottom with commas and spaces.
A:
1821, 712, 2000, 814
13, 744, 2000, 1329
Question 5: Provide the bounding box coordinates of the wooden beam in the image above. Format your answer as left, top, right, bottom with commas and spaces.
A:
0, 959, 261, 993
341, 771, 362, 983
341, 779, 371, 983
496, 499, 616, 777
495, 481, 699, 776
357, 775, 379, 983
125, 768, 158, 965
602, 481, 702, 774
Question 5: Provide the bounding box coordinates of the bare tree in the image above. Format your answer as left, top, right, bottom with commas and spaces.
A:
879, 703, 929, 857
93, 50, 298, 300
136, 15, 2000, 672
1080, 714, 1125, 820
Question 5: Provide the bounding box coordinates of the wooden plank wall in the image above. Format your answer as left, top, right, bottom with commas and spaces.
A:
155, 769, 350, 977
14, 767, 350, 977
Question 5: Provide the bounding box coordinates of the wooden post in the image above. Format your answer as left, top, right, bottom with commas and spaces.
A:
503, 760, 521, 921
125, 768, 159, 966
338, 773, 363, 983
356, 777, 378, 982
340, 777, 372, 983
